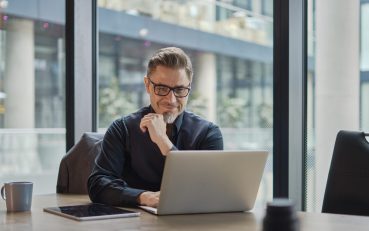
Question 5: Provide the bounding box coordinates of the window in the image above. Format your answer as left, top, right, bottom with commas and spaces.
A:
97, 0, 273, 207
0, 1, 65, 194
305, 0, 365, 212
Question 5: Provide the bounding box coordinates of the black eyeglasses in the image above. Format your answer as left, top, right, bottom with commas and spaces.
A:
148, 78, 191, 98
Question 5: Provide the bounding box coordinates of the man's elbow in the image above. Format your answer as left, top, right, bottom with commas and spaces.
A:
87, 174, 101, 203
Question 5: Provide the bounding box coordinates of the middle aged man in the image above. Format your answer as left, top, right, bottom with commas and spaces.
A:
88, 47, 223, 208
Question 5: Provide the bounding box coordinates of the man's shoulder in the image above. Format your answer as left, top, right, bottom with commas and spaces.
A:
183, 110, 203, 121
109, 106, 149, 129
183, 111, 217, 127
121, 106, 150, 122
180, 111, 222, 143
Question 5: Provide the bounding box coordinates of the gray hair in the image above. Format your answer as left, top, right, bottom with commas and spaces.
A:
147, 47, 193, 81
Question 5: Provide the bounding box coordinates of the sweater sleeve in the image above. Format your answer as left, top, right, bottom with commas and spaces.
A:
87, 119, 145, 206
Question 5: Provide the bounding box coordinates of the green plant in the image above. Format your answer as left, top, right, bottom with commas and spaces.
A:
187, 91, 208, 118
99, 77, 137, 128
217, 96, 246, 128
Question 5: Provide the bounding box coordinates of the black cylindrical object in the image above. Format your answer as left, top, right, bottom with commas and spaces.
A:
262, 199, 300, 231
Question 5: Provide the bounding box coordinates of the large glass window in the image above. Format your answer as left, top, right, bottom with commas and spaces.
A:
305, 0, 366, 212
97, 0, 273, 207
0, 1, 65, 194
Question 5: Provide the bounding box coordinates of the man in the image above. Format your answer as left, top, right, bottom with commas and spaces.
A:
88, 47, 223, 208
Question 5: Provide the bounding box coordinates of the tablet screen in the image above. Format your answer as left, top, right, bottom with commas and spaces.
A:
44, 203, 140, 221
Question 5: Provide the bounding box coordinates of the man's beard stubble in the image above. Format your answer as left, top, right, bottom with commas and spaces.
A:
163, 112, 176, 124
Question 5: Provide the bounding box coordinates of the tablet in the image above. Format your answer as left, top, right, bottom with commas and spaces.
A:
43, 203, 140, 221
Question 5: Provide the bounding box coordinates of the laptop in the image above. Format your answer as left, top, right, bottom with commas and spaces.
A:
139, 150, 268, 215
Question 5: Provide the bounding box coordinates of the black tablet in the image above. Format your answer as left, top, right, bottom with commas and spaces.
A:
43, 203, 140, 221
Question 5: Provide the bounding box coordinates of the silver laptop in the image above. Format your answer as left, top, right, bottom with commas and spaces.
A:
139, 150, 268, 215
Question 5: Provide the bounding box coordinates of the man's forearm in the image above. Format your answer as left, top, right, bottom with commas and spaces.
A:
88, 177, 145, 206
155, 136, 173, 156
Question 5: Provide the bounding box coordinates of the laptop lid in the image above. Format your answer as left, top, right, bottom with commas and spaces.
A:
148, 150, 268, 215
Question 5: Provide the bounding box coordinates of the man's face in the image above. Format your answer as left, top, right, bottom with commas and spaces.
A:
144, 65, 191, 123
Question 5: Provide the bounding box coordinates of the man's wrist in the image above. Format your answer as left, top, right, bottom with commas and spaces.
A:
137, 191, 147, 205
156, 136, 173, 156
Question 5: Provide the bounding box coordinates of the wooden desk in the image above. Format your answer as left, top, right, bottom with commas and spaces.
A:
2, 194, 369, 230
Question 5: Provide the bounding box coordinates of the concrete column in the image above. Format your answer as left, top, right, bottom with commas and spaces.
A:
307, 0, 314, 56
4, 19, 35, 128
361, 4, 369, 70
194, 52, 216, 122
2, 19, 40, 175
252, 0, 261, 14
315, 0, 359, 210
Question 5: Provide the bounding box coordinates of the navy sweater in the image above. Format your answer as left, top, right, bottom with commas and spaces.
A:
87, 106, 223, 206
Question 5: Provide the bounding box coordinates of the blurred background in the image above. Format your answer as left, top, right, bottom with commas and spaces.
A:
0, 0, 368, 212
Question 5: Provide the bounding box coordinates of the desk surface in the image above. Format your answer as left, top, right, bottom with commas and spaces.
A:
2, 194, 369, 231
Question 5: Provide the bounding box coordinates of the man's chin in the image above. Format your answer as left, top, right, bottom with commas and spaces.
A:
163, 112, 177, 124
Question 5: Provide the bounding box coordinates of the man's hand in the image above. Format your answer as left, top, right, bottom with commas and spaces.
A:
139, 113, 167, 143
139, 113, 173, 155
138, 191, 160, 208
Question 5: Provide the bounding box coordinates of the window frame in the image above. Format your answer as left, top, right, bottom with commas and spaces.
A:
273, 0, 307, 210
65, 0, 97, 150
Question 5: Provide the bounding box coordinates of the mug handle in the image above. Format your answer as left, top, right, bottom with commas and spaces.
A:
1, 185, 5, 200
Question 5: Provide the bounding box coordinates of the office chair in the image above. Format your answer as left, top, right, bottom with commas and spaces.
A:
56, 132, 104, 194
322, 130, 369, 216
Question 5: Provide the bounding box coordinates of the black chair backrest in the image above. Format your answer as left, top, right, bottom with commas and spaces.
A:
322, 130, 369, 216
56, 132, 104, 194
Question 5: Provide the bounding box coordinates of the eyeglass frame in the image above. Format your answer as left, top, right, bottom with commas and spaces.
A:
147, 78, 191, 98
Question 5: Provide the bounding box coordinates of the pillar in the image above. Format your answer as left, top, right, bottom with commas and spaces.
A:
315, 0, 359, 210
